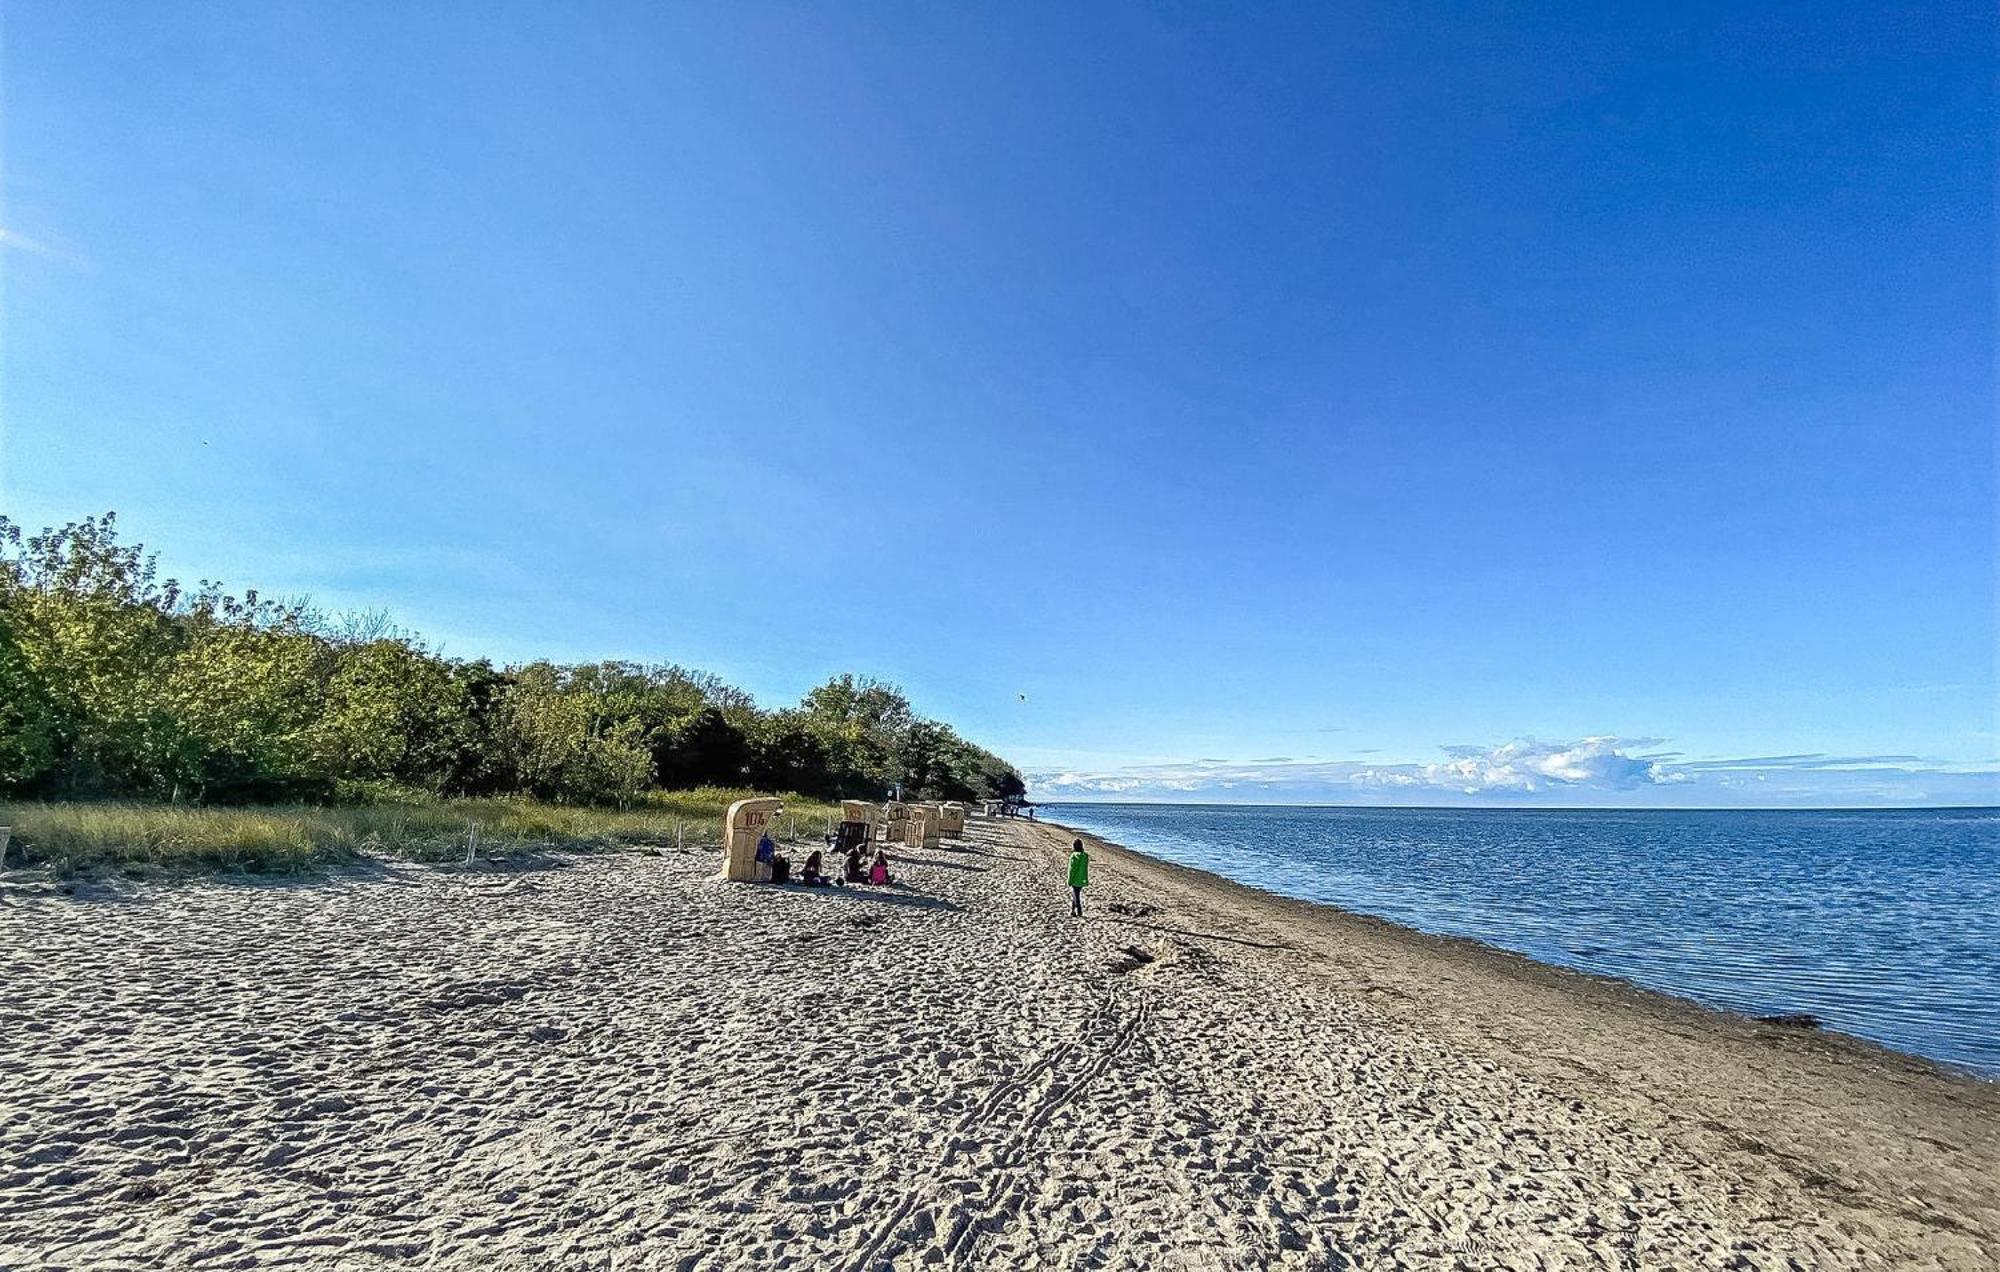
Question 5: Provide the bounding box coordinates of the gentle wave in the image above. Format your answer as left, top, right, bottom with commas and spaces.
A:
1042, 804, 2000, 1077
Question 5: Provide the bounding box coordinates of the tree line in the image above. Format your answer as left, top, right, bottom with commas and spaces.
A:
0, 515, 1026, 807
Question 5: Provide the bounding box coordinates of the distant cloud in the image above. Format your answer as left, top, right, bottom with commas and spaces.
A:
1, 227, 51, 255
1027, 736, 2000, 807
0, 227, 55, 256
1411, 736, 1682, 793
1, 226, 89, 267
1040, 772, 1199, 794
1670, 753, 1929, 771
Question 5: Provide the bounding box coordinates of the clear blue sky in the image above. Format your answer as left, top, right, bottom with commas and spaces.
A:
3, 2, 1993, 805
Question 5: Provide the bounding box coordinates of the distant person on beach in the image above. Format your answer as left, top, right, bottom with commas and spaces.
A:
1067, 839, 1089, 917
800, 849, 827, 886
869, 848, 892, 886
844, 844, 866, 883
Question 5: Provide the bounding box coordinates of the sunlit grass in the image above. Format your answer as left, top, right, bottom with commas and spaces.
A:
0, 789, 843, 875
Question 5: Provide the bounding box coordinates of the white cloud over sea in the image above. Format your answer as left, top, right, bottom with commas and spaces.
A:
1404, 737, 1682, 793
1027, 737, 2000, 807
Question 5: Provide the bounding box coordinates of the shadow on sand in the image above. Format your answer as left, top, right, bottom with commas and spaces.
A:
899, 853, 991, 873
1, 849, 585, 904
769, 881, 962, 913
1099, 915, 1293, 951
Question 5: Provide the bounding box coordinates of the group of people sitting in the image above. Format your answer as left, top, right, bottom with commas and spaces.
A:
755, 831, 895, 887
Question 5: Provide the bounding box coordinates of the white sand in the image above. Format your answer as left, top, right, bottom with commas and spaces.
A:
2, 817, 1994, 1269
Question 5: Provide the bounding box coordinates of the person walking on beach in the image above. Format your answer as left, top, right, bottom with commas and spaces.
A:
1067, 838, 1090, 917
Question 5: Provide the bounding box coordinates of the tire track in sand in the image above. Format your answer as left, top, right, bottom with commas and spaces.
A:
941, 991, 1153, 1263
841, 993, 1147, 1271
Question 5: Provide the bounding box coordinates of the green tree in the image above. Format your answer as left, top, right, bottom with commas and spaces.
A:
489, 662, 657, 805
314, 635, 472, 791
0, 610, 62, 789
654, 706, 750, 788
748, 709, 834, 796
164, 588, 334, 800
798, 674, 914, 795
0, 515, 190, 795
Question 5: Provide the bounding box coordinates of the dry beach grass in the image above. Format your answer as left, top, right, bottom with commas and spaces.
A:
1, 816, 1994, 1269
0, 790, 839, 874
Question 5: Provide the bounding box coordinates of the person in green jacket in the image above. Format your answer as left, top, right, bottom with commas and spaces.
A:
1067, 838, 1090, 917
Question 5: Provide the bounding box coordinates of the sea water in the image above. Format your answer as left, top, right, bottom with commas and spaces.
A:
1041, 804, 2000, 1077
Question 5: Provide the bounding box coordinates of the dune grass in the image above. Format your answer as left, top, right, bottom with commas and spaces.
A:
0, 789, 843, 876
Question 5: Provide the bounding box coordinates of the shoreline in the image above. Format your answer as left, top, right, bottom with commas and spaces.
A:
1037, 802, 2000, 813
1033, 813, 1996, 1087
1032, 815, 2000, 1260
4, 815, 1995, 1267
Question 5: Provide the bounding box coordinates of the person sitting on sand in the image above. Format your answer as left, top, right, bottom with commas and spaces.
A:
869, 848, 892, 886
800, 849, 828, 886
1067, 839, 1090, 917
844, 844, 866, 883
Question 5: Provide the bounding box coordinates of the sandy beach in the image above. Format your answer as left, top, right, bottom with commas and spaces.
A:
3, 816, 1995, 1270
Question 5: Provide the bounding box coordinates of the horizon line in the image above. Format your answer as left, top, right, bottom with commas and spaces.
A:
1032, 800, 2000, 813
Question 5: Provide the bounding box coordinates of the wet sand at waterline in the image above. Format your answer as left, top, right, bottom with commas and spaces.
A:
2, 819, 1994, 1269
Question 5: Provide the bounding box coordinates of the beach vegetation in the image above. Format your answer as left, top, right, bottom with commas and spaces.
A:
0, 788, 841, 874
0, 512, 1019, 837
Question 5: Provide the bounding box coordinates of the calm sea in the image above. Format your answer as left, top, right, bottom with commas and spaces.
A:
1041, 804, 2000, 1077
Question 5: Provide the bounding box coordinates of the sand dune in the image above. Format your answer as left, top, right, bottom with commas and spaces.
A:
1, 818, 1994, 1269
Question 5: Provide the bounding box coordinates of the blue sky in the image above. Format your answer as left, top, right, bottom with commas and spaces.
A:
3, 2, 1993, 806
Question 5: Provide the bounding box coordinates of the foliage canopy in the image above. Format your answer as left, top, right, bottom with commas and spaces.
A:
0, 514, 1024, 807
